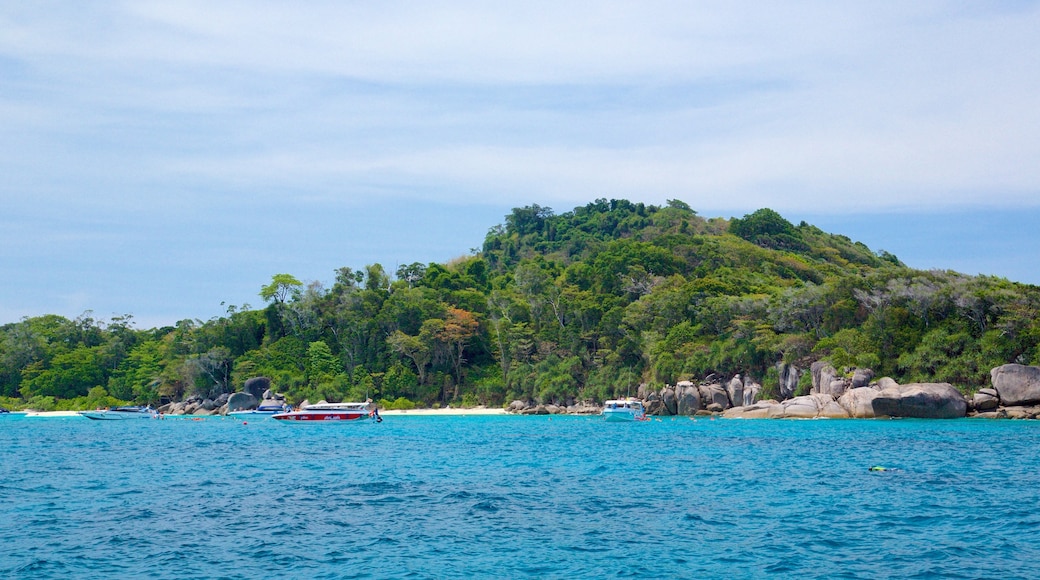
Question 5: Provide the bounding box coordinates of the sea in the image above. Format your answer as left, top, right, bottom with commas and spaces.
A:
1, 413, 1039, 579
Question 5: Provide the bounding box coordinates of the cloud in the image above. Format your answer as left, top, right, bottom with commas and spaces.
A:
4, 3, 1039, 213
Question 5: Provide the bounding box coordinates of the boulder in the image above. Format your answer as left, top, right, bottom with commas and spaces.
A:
227, 392, 258, 412
811, 362, 837, 394
871, 383, 967, 419
742, 380, 762, 406
991, 364, 1040, 406
726, 375, 744, 409
971, 388, 1000, 411
851, 368, 875, 389
838, 387, 881, 418
776, 363, 800, 400
698, 383, 730, 410
243, 377, 271, 400
676, 385, 701, 416
877, 377, 899, 390
723, 401, 778, 419
661, 388, 678, 416
755, 394, 850, 419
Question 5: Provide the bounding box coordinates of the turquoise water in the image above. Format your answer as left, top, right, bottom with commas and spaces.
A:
2, 414, 1039, 579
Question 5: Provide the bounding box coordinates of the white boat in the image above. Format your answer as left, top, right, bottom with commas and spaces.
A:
601, 398, 648, 422
273, 402, 382, 423
79, 406, 158, 420
228, 403, 291, 418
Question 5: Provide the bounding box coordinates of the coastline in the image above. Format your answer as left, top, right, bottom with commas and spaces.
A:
379, 406, 506, 416
12, 408, 510, 418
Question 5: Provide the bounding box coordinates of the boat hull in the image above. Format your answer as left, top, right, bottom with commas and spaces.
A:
79, 409, 155, 420
602, 409, 645, 422
272, 411, 370, 422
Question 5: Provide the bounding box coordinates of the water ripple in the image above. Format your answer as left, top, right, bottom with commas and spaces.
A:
3, 415, 1040, 578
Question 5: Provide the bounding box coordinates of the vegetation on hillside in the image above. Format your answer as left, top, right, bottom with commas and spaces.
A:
3, 199, 1039, 411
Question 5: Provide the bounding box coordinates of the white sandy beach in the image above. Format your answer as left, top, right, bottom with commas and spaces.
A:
379, 406, 506, 416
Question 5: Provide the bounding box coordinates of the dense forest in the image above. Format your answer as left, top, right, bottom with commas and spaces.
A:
4, 199, 1040, 412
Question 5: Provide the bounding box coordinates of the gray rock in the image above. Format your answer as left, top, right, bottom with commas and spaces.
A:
877, 377, 900, 390
776, 363, 800, 400
227, 392, 258, 412
872, 383, 967, 419
243, 377, 271, 400
698, 383, 730, 410
507, 400, 528, 413
838, 387, 881, 418
743, 380, 761, 406
811, 361, 836, 394
726, 375, 744, 409
661, 388, 678, 416
972, 390, 1000, 411
723, 401, 778, 418
851, 368, 875, 388
774, 394, 841, 418
825, 379, 848, 398
991, 364, 1040, 406
676, 386, 701, 416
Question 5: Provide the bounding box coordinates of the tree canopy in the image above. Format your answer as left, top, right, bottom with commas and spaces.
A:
3, 200, 1038, 411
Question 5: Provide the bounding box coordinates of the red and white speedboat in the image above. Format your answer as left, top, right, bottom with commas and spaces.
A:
272, 402, 381, 423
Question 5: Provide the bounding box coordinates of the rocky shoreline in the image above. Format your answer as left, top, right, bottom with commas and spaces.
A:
507, 363, 1040, 420
151, 364, 1040, 421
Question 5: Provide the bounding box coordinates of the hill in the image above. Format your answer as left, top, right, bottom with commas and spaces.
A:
3, 199, 1039, 411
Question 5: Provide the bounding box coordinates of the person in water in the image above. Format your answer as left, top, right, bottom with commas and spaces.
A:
868, 466, 898, 472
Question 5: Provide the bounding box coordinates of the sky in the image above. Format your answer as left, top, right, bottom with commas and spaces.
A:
2, 1, 1039, 329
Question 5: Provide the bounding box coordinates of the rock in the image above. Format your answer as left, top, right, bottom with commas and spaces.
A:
723, 402, 777, 418
972, 389, 1000, 411
507, 400, 528, 413
872, 383, 967, 419
520, 405, 549, 415
676, 385, 701, 416
243, 377, 271, 400
637, 383, 651, 399
726, 375, 743, 409
838, 387, 881, 418
877, 377, 900, 390
851, 368, 875, 388
818, 398, 851, 419
776, 363, 800, 400
742, 380, 761, 406
706, 403, 724, 413
1003, 406, 1034, 420
200, 399, 217, 411
698, 383, 730, 410
811, 361, 836, 394
775, 394, 822, 418
227, 392, 258, 412
991, 364, 1040, 406
661, 388, 678, 416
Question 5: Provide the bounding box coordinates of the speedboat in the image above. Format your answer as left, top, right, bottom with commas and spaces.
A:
228, 403, 291, 418
79, 406, 158, 420
601, 398, 648, 422
272, 402, 381, 423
